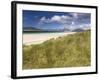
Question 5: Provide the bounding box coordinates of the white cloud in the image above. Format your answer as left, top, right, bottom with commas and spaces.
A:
80, 24, 91, 30
70, 13, 90, 19
39, 16, 49, 24
51, 15, 71, 23
73, 13, 78, 19
40, 16, 46, 21
70, 13, 78, 19
39, 15, 72, 24
51, 15, 61, 22
71, 21, 75, 25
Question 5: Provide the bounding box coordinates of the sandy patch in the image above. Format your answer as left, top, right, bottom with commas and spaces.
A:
23, 32, 76, 45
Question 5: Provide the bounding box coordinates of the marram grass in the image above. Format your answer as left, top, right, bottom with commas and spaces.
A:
23, 30, 91, 69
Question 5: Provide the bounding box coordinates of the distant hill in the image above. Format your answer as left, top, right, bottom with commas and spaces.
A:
63, 28, 70, 32
23, 27, 41, 31
72, 28, 85, 32
23, 27, 71, 32
23, 27, 90, 33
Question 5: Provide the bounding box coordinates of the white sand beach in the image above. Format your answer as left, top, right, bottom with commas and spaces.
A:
23, 32, 76, 45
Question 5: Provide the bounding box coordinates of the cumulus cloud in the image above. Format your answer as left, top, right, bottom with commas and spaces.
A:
70, 13, 90, 19
51, 15, 61, 22
39, 13, 88, 25
79, 24, 91, 29
39, 17, 49, 24
51, 15, 71, 23
70, 13, 78, 19
39, 15, 72, 24
40, 17, 46, 21
38, 13, 90, 30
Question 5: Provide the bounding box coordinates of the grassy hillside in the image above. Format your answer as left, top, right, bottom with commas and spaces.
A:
23, 30, 91, 69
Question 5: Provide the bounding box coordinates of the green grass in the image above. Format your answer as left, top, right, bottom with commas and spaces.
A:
23, 30, 91, 69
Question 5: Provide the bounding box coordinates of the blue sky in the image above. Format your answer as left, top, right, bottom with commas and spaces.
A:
23, 10, 91, 30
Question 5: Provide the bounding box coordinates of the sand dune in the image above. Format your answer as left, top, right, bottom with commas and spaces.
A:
23, 32, 76, 45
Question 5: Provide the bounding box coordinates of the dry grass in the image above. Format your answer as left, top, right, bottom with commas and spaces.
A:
23, 30, 91, 69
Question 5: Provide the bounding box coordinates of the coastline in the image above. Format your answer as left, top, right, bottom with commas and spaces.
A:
23, 32, 76, 45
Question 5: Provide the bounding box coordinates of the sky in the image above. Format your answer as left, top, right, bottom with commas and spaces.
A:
23, 10, 91, 30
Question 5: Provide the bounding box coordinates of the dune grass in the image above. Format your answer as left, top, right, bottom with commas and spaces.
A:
23, 30, 91, 69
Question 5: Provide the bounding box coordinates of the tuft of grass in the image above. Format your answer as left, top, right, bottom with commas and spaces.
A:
23, 30, 91, 69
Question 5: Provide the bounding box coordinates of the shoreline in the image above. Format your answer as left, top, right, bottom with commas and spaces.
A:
23, 32, 76, 45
